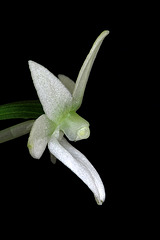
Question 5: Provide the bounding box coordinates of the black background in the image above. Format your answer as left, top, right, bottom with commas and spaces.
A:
0, 1, 158, 238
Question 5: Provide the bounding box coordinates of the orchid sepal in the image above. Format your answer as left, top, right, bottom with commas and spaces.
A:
72, 30, 109, 111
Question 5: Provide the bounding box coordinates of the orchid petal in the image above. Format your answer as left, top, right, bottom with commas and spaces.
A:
58, 74, 75, 94
28, 61, 73, 123
60, 137, 105, 204
0, 120, 34, 144
48, 136, 105, 205
28, 114, 55, 159
72, 30, 109, 110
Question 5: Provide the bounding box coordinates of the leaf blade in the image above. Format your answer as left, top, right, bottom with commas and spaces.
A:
0, 100, 44, 120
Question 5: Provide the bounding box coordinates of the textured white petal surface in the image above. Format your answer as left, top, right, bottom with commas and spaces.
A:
48, 136, 105, 205
28, 61, 73, 123
72, 30, 109, 110
60, 137, 105, 204
28, 114, 55, 159
58, 74, 75, 94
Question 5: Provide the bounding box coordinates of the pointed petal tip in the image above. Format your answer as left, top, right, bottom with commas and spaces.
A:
28, 60, 37, 69
28, 60, 42, 71
28, 60, 35, 71
95, 196, 105, 205
28, 60, 33, 66
94, 189, 106, 205
104, 30, 110, 35
100, 30, 110, 39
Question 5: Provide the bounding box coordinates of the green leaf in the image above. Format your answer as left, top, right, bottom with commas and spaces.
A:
0, 100, 44, 120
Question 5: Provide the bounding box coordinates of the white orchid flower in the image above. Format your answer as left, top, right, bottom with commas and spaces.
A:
28, 30, 109, 205
0, 30, 109, 205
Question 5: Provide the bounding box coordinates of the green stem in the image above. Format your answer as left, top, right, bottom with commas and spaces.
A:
0, 120, 34, 143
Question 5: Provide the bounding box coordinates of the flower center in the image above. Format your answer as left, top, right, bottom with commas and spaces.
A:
60, 111, 90, 141
76, 126, 90, 141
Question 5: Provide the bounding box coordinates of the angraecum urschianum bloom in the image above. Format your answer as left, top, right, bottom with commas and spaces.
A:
0, 30, 109, 205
